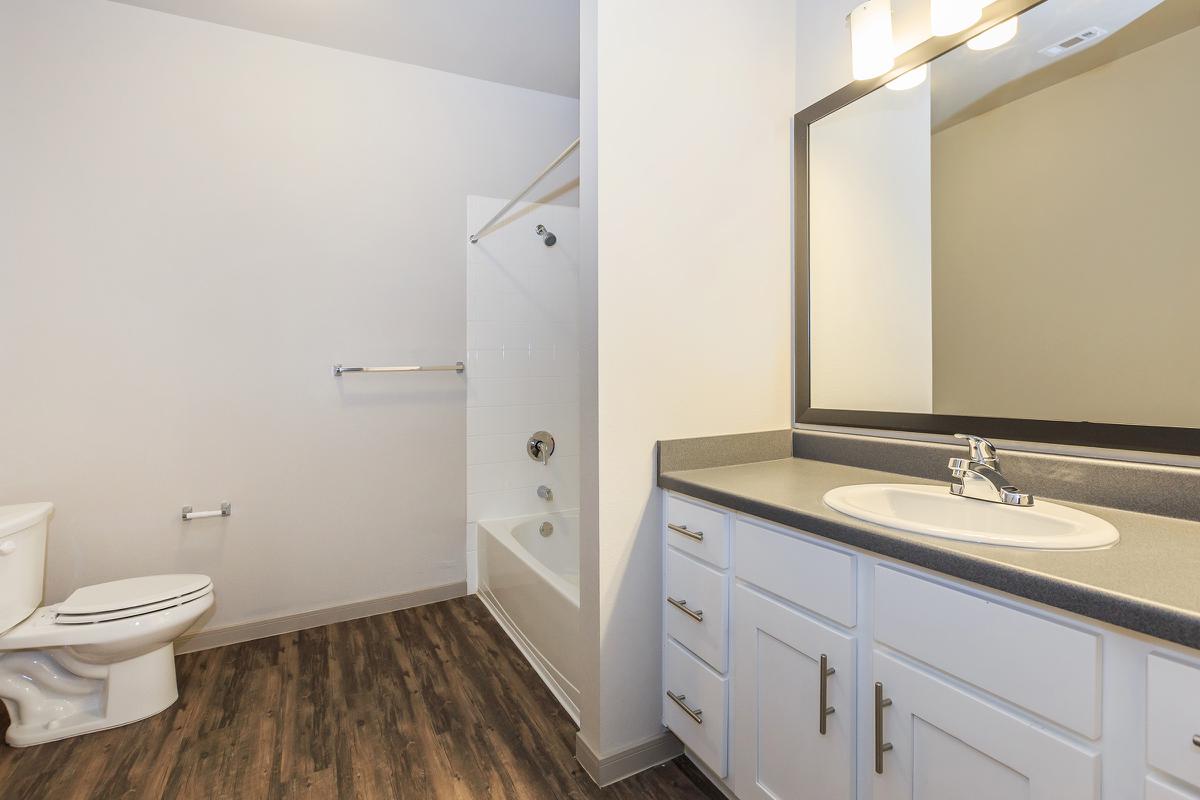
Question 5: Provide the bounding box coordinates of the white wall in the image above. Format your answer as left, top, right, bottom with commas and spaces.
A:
465, 195, 580, 589
809, 83, 932, 413
579, 0, 796, 758
0, 0, 578, 633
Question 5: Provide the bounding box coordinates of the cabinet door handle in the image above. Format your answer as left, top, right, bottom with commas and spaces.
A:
1193, 734, 1200, 748
819, 654, 836, 735
667, 523, 704, 542
667, 690, 703, 725
666, 596, 704, 622
874, 682, 893, 774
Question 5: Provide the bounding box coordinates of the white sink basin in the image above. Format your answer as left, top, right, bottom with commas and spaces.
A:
823, 483, 1119, 550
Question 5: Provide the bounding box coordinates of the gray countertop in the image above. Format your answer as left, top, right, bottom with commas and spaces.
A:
659, 457, 1200, 649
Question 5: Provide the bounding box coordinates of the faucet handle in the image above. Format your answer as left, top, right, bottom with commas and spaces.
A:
947, 457, 972, 478
527, 430, 555, 464
954, 433, 999, 467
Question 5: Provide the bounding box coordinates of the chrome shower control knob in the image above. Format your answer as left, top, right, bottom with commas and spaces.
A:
527, 431, 555, 464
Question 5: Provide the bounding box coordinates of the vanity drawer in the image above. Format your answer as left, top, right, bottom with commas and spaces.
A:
666, 547, 729, 672
874, 566, 1101, 738
733, 519, 856, 627
1147, 777, 1200, 800
664, 637, 728, 777
1148, 654, 1200, 789
664, 494, 730, 569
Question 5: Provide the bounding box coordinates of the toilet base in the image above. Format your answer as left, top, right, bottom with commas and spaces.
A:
0, 643, 180, 747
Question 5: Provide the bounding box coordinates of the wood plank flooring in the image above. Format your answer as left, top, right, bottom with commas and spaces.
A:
0, 596, 722, 800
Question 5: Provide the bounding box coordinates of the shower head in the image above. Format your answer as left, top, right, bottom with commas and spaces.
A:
535, 224, 557, 247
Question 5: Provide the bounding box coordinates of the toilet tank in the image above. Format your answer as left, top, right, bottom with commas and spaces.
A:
0, 502, 53, 636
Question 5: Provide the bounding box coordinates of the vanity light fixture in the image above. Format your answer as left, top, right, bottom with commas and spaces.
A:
930, 0, 983, 36
968, 16, 1019, 50
850, 0, 895, 81
886, 63, 928, 91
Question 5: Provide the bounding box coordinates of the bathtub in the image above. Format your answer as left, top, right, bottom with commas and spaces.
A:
477, 510, 580, 722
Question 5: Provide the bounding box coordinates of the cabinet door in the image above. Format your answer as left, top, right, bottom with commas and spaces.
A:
731, 585, 855, 800
871, 652, 1100, 800
1148, 654, 1200, 790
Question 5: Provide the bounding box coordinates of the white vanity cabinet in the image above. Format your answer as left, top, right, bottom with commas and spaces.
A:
872, 651, 1099, 800
662, 494, 732, 777
731, 584, 856, 800
1147, 656, 1200, 796
661, 489, 1200, 800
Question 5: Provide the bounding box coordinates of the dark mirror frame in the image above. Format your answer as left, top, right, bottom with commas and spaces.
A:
794, 0, 1200, 457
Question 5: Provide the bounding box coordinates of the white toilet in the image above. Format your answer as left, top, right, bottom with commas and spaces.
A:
0, 502, 214, 747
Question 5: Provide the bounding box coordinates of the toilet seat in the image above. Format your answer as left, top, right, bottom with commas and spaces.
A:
54, 575, 213, 625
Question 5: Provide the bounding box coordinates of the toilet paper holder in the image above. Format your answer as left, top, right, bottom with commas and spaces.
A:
182, 502, 232, 521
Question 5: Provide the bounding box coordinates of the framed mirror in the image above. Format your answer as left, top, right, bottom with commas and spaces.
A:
795, 0, 1200, 455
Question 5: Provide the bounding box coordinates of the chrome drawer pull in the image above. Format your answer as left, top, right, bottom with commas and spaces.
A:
819, 654, 836, 735
874, 682, 893, 774
667, 523, 704, 542
667, 690, 703, 725
1194, 734, 1200, 748
666, 596, 704, 623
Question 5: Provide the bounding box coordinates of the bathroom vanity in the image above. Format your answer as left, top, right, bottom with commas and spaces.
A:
657, 0, 1200, 794
658, 442, 1200, 800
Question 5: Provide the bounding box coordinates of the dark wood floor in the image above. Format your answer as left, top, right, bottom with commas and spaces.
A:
0, 596, 721, 800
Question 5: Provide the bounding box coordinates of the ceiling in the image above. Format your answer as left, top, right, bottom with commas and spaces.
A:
111, 0, 581, 98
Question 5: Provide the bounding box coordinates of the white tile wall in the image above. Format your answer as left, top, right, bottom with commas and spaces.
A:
465, 195, 580, 583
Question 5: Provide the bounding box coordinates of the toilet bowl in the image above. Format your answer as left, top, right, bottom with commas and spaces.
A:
0, 502, 214, 747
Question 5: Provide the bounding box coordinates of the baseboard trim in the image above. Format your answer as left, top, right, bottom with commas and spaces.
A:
176, 581, 468, 654
575, 730, 683, 787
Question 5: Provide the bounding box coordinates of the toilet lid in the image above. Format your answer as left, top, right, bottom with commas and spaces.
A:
55, 574, 212, 624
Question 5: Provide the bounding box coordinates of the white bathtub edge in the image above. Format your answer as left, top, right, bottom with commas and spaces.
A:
478, 586, 581, 725
478, 514, 580, 606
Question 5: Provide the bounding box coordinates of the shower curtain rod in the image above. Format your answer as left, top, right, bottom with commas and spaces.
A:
469, 136, 580, 244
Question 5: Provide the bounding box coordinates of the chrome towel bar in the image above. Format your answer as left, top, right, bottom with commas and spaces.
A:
333, 362, 465, 376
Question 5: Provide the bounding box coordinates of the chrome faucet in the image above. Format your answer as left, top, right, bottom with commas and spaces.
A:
948, 434, 1033, 506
